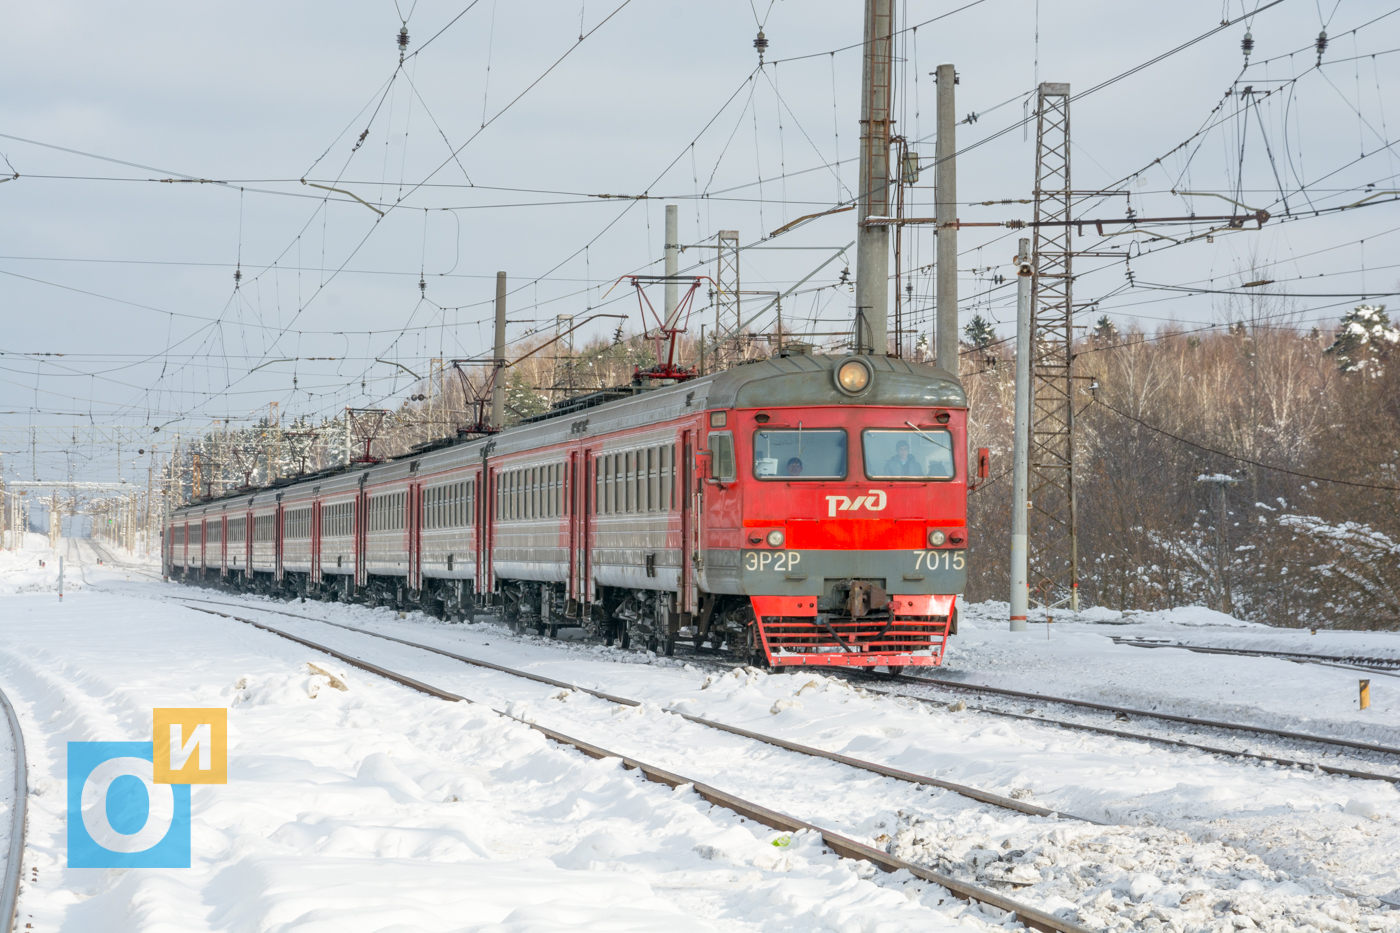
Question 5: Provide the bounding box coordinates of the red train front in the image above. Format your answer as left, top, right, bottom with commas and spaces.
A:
690, 353, 970, 669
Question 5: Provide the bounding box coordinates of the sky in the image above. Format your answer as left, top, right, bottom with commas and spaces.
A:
2, 0, 1399, 484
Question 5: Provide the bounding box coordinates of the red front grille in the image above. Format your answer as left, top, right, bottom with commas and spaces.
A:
758, 614, 951, 666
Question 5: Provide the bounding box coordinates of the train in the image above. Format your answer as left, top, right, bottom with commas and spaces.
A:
164, 352, 980, 670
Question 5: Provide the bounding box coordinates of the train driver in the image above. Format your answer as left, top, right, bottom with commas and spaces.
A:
884, 440, 923, 476
786, 457, 804, 476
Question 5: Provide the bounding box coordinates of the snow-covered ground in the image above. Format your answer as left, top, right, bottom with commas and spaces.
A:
2, 536, 1400, 932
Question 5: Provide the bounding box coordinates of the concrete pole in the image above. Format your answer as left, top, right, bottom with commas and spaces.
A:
490, 271, 508, 429
855, 0, 893, 355
935, 63, 959, 374
663, 205, 680, 331
1010, 238, 1032, 632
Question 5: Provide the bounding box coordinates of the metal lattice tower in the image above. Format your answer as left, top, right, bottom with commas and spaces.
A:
712, 230, 742, 369
1029, 81, 1078, 613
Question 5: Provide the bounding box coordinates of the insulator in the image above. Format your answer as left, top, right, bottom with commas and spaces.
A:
398, 26, 409, 50
1316, 30, 1328, 63
1241, 29, 1254, 59
753, 30, 768, 58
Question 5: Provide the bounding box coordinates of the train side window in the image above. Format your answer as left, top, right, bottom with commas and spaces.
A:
593, 458, 602, 515
610, 454, 618, 513
604, 454, 613, 514
661, 444, 672, 510
709, 432, 736, 482
629, 451, 639, 513
648, 448, 658, 512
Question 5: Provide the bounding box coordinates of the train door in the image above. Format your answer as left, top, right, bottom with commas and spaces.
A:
355, 478, 369, 590
566, 452, 579, 609
481, 466, 496, 600
220, 516, 228, 577
274, 501, 284, 583
311, 500, 321, 586
680, 431, 695, 614
407, 482, 422, 592
244, 508, 254, 580
573, 448, 594, 609
471, 466, 483, 595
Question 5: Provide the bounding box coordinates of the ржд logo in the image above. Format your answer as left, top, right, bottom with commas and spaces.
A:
825, 489, 888, 517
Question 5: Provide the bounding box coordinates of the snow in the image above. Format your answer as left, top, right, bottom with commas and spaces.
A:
3, 537, 1400, 931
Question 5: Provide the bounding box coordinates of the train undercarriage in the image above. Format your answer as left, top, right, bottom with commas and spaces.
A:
168, 565, 950, 669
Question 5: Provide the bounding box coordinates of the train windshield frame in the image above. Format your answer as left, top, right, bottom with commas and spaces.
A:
862, 428, 956, 480
751, 428, 847, 480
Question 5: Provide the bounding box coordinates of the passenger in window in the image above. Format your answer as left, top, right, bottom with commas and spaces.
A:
885, 440, 923, 476
786, 457, 804, 476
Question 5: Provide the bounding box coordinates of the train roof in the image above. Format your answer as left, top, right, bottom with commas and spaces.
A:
171, 354, 963, 515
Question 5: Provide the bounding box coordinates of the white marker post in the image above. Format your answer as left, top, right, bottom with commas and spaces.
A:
58, 555, 64, 603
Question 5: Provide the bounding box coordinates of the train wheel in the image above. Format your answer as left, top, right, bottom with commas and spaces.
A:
887, 665, 904, 677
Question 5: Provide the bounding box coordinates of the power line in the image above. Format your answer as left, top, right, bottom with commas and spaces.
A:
1095, 397, 1400, 492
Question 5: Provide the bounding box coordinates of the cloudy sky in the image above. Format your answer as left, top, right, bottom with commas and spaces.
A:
2, 0, 1398, 482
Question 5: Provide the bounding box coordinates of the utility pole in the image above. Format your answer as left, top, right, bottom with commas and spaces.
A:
856, 0, 894, 355
1010, 238, 1032, 632
663, 204, 680, 332
1197, 474, 1241, 614
935, 63, 959, 373
1028, 81, 1079, 615
490, 271, 508, 429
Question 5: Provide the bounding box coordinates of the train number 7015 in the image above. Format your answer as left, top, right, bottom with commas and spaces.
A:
914, 549, 965, 571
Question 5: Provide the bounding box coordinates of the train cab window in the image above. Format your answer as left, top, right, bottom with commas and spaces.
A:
751, 429, 846, 480
862, 429, 956, 479
709, 432, 737, 482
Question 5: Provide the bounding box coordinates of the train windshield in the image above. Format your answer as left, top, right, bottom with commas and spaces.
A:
752, 429, 847, 479
863, 429, 955, 479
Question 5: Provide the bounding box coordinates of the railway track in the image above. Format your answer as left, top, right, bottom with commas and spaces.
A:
887, 671, 1400, 760
1110, 636, 1400, 677
178, 592, 1400, 787
181, 600, 1092, 933
176, 596, 1098, 823
0, 680, 28, 933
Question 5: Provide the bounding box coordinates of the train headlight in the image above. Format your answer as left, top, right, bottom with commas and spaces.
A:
766, 529, 785, 547
834, 357, 872, 395
928, 530, 946, 546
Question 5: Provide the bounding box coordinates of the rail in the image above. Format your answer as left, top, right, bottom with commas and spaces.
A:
182, 603, 1095, 933
177, 596, 1100, 823
0, 684, 28, 933
1110, 637, 1400, 678
893, 673, 1400, 758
